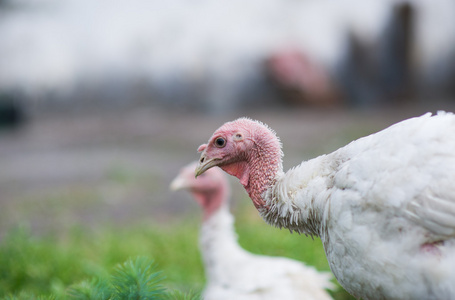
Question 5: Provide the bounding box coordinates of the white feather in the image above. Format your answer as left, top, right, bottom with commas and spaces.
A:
261, 112, 455, 299
200, 203, 334, 300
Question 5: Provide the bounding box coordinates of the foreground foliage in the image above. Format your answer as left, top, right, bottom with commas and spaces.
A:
0, 225, 202, 299
0, 207, 354, 299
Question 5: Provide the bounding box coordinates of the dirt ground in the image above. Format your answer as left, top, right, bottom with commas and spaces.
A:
1, 102, 453, 236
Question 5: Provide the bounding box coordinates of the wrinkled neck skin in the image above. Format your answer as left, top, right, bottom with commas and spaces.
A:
221, 137, 283, 210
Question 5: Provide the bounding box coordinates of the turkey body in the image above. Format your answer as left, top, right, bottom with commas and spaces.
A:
262, 112, 455, 299
196, 112, 455, 300
171, 162, 334, 300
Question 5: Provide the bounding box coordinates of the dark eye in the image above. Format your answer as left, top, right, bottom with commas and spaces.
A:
215, 137, 226, 148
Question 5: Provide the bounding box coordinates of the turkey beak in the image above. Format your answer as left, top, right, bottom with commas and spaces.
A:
170, 175, 188, 191
195, 155, 218, 178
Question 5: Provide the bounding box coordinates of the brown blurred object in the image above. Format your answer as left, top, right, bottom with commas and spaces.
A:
265, 47, 341, 107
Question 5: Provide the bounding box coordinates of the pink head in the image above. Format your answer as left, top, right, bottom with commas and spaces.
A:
171, 161, 230, 219
195, 118, 283, 209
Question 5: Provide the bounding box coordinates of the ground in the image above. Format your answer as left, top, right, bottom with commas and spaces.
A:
0, 103, 453, 237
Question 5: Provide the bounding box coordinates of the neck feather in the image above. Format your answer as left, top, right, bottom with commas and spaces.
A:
261, 155, 335, 237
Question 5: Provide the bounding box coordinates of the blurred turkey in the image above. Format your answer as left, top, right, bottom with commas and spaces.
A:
264, 47, 340, 106
171, 161, 334, 300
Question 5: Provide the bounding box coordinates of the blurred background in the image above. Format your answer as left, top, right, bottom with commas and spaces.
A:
0, 0, 455, 298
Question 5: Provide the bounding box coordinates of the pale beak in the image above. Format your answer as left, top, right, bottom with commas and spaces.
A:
170, 175, 188, 191
195, 155, 219, 178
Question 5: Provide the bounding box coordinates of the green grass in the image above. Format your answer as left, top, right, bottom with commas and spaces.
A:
0, 223, 204, 299
0, 204, 354, 299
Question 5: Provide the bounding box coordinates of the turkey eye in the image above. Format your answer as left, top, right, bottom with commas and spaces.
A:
215, 137, 226, 148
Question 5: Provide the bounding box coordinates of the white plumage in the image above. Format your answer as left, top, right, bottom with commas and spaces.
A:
262, 112, 455, 299
171, 162, 334, 300
196, 111, 455, 300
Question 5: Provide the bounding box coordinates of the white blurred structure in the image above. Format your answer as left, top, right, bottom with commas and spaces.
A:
0, 0, 454, 111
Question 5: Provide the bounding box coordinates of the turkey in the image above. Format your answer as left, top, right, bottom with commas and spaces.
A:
195, 112, 455, 300
171, 161, 334, 300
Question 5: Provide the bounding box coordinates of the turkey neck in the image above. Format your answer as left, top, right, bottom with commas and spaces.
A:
199, 203, 247, 281
193, 183, 229, 221
195, 185, 245, 264
226, 135, 283, 210
237, 135, 333, 237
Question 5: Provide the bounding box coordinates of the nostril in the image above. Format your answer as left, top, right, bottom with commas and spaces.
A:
200, 157, 205, 163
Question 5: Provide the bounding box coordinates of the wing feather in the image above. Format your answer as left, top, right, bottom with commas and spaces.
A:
336, 112, 455, 238
406, 189, 455, 237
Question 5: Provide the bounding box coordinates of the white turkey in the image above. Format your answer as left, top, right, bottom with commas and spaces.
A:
171, 161, 334, 300
195, 112, 455, 300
